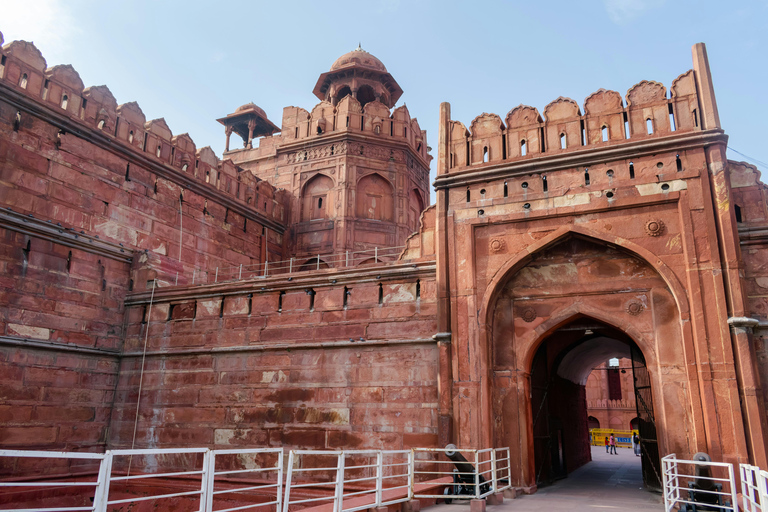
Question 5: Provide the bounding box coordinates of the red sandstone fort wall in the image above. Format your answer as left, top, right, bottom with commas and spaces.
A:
109, 264, 439, 451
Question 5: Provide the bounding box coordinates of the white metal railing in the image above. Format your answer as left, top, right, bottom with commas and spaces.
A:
411, 446, 508, 501
741, 463, 768, 512
1, 446, 509, 512
187, 245, 406, 285
662, 453, 737, 512
0, 449, 108, 512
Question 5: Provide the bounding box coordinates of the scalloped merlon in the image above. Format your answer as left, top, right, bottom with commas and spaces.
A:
145, 118, 172, 140
172, 133, 196, 153
83, 86, 118, 111
197, 146, 219, 167
470, 113, 504, 137
392, 104, 411, 120
310, 100, 334, 120
3, 40, 46, 70
117, 102, 146, 124
671, 70, 695, 98
544, 96, 581, 121
449, 120, 469, 139
45, 64, 84, 91
336, 94, 362, 113
363, 99, 390, 117
583, 88, 623, 115
626, 80, 667, 107
728, 160, 763, 189
505, 105, 543, 128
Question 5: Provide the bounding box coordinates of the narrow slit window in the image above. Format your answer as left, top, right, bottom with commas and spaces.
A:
629, 162, 635, 179
646, 118, 654, 135
128, 130, 134, 143
580, 120, 586, 146
156, 145, 162, 157
623, 112, 630, 139
693, 109, 699, 127
308, 289, 315, 311
343, 286, 350, 309
520, 139, 527, 156
560, 133, 567, 149
483, 146, 489, 163
676, 154, 682, 172
735, 205, 743, 223
125, 164, 130, 182
416, 280, 421, 300
669, 104, 677, 131
378, 283, 383, 305
278, 291, 285, 312
61, 94, 68, 110
142, 132, 148, 151
66, 251, 72, 273
450, 153, 454, 168
542, 175, 548, 192
539, 127, 546, 152
206, 170, 211, 183
404, 126, 407, 137
346, 116, 349, 127
601, 126, 608, 142
19, 73, 28, 89
503, 181, 508, 198
584, 169, 590, 186
466, 188, 470, 202
318, 197, 323, 208
390, 121, 394, 136
295, 127, 298, 138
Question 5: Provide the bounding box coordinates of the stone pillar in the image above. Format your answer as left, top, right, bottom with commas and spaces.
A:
225, 125, 233, 152
691, 43, 721, 130
247, 118, 256, 149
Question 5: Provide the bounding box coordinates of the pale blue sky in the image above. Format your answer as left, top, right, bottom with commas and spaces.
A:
3, 0, 767, 200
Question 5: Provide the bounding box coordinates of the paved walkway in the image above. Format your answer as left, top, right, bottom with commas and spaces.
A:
432, 446, 663, 512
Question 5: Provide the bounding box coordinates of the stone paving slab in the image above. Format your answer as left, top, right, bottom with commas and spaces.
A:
429, 446, 663, 512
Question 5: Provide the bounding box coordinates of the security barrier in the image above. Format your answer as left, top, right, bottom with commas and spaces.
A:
589, 428, 638, 449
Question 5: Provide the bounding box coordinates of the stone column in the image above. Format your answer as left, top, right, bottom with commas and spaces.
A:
225, 125, 233, 152
247, 119, 256, 149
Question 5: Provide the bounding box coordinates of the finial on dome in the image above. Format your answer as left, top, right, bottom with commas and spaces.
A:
357, 42, 362, 51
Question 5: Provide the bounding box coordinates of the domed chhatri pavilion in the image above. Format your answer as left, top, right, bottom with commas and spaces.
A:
218, 46, 430, 263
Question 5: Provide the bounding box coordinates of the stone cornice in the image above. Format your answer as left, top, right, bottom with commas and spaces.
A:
433, 130, 728, 190
0, 81, 286, 234
125, 260, 437, 305
0, 207, 133, 263
121, 337, 437, 358
738, 224, 768, 245
0, 335, 121, 357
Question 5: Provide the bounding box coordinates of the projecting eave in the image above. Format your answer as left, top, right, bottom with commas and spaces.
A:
312, 68, 403, 106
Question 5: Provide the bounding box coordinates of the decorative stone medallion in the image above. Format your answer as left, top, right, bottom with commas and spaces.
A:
626, 301, 644, 316
489, 238, 507, 253
645, 219, 665, 237
521, 307, 537, 323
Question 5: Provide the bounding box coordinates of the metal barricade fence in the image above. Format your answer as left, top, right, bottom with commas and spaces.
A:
282, 450, 341, 512
378, 450, 413, 507
741, 463, 768, 512
0, 449, 108, 512
493, 447, 512, 492
661, 453, 738, 512
206, 448, 284, 512
411, 447, 499, 501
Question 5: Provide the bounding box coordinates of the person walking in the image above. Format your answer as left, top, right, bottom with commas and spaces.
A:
609, 433, 618, 454
633, 432, 641, 456
605, 435, 609, 453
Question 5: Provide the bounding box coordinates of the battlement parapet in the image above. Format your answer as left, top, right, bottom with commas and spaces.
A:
0, 35, 286, 227
438, 43, 722, 180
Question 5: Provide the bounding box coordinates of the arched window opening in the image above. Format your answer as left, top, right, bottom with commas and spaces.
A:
356, 173, 394, 221
181, 163, 188, 172
520, 139, 527, 156
676, 154, 682, 172
416, 279, 421, 300
334, 85, 352, 104
668, 104, 677, 131
588, 416, 600, 430
19, 73, 28, 89
128, 130, 134, 143
302, 174, 333, 222
483, 146, 489, 163
374, 125, 380, 135
629, 162, 635, 179
584, 169, 590, 186
542, 175, 548, 192
601, 125, 608, 142
97, 119, 106, 130
156, 145, 162, 157
316, 125, 323, 135
646, 118, 654, 135
357, 85, 376, 108
466, 188, 470, 202
378, 283, 383, 305
560, 133, 567, 149
205, 170, 211, 183
735, 204, 743, 223
61, 94, 69, 110
503, 181, 508, 198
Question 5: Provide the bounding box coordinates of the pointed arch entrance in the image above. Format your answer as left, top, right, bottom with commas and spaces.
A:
485, 233, 696, 492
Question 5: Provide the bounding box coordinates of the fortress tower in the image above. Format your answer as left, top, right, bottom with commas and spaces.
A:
219, 46, 432, 267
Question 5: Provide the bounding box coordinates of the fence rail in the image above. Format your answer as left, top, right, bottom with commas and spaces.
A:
0, 446, 508, 512
187, 245, 407, 285
741, 463, 768, 512
662, 453, 738, 512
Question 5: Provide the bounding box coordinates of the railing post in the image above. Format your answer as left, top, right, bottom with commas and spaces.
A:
475, 450, 480, 499
265, 259, 269, 278
202, 449, 215, 512
317, 254, 320, 271
93, 451, 114, 512
375, 247, 378, 263
335, 452, 346, 512
192, 269, 196, 285
214, 267, 219, 283
375, 451, 383, 506
346, 251, 349, 267
408, 449, 415, 500
282, 450, 295, 512
175, 272, 179, 286
238, 264, 242, 280
728, 463, 738, 512
276, 449, 285, 512
491, 449, 498, 493
289, 257, 293, 274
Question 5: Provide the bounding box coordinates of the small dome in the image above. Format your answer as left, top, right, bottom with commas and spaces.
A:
331, 45, 387, 72
235, 102, 267, 117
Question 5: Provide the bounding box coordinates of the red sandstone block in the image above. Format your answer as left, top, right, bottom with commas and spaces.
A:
164, 355, 214, 371
0, 405, 33, 422
266, 311, 323, 327
0, 426, 58, 445
366, 319, 437, 340
281, 291, 309, 312
79, 372, 117, 389
199, 386, 253, 404
0, 382, 42, 401
348, 284, 381, 307
0, 167, 49, 195
270, 428, 326, 449
223, 295, 250, 316
57, 423, 107, 444
321, 308, 371, 323
260, 326, 314, 342
0, 363, 24, 382
384, 386, 438, 403
32, 405, 95, 422
42, 387, 105, 404
147, 427, 214, 446
349, 387, 384, 403
163, 407, 226, 424
163, 371, 218, 386
196, 297, 223, 318
403, 433, 439, 448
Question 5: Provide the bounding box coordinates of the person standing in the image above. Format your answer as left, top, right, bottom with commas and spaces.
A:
609, 433, 618, 455
605, 436, 609, 453
633, 432, 641, 456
